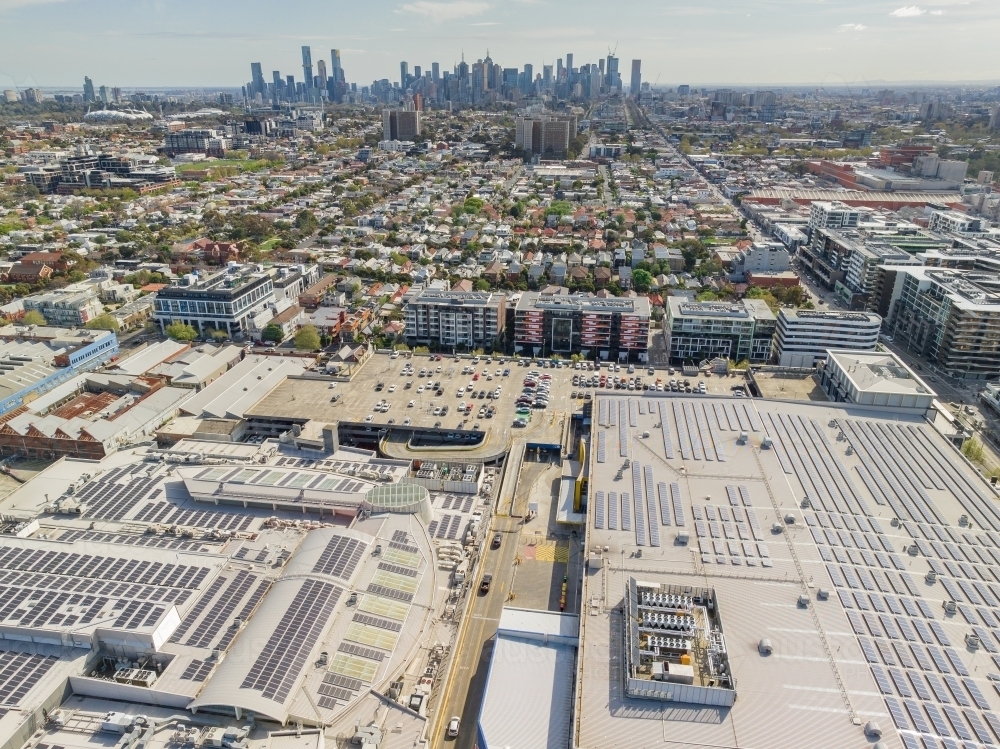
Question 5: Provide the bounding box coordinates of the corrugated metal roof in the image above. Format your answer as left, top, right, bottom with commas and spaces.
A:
189, 527, 371, 725
478, 633, 576, 749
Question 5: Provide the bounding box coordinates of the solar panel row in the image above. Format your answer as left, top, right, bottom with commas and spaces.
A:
241, 579, 342, 703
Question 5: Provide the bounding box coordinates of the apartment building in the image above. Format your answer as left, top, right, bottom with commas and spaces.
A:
843, 242, 918, 310
514, 293, 651, 362
808, 201, 861, 234
886, 267, 1000, 380
772, 309, 881, 368
153, 265, 275, 339
382, 109, 421, 141
729, 241, 789, 282
664, 298, 775, 365
515, 115, 577, 157
403, 290, 505, 350
23, 284, 103, 327
928, 210, 983, 235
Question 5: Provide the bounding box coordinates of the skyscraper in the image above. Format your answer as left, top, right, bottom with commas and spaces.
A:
605, 55, 620, 91
82, 76, 95, 103
301, 46, 313, 89
272, 71, 283, 101
317, 59, 328, 89
250, 63, 265, 97
565, 53, 573, 73
400, 61, 409, 90
432, 62, 440, 81
630, 59, 641, 97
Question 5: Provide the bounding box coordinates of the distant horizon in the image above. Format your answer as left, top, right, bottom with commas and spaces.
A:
12, 79, 1000, 95
2, 0, 999, 90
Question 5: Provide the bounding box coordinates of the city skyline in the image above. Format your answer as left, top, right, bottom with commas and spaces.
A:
1, 0, 1000, 90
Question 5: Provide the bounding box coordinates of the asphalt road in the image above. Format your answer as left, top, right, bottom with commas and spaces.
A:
430, 510, 528, 748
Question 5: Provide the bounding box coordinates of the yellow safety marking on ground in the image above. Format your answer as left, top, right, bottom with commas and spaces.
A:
533, 541, 570, 563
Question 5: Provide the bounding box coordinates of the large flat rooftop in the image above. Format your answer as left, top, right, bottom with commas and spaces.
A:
580, 392, 1000, 749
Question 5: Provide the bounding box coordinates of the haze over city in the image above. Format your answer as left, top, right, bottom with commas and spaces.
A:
2, 0, 1000, 89
3, 4, 1000, 749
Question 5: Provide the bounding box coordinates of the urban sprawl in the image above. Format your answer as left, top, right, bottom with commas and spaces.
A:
2, 43, 1000, 749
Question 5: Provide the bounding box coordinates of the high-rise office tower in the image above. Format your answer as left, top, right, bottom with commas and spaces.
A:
566, 53, 573, 73
400, 62, 409, 89
98, 85, 108, 103
301, 46, 313, 89
331, 49, 342, 77
317, 60, 328, 89
606, 55, 619, 90
630, 59, 641, 97
83, 76, 95, 102
250, 63, 265, 97
272, 71, 282, 99
432, 62, 440, 81
414, 65, 421, 80
286, 75, 296, 100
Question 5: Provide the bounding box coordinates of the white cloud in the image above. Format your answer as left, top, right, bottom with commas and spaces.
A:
930, 9, 945, 14
0, 0, 71, 11
838, 23, 867, 30
397, 1, 490, 20
890, 5, 926, 16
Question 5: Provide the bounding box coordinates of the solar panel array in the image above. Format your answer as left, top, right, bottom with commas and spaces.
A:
693, 503, 771, 567
618, 401, 629, 457
439, 495, 475, 512
597, 431, 607, 463
58, 529, 204, 551
0, 545, 211, 631
632, 463, 647, 546
169, 570, 268, 650
241, 578, 342, 703
338, 642, 385, 662
594, 490, 606, 529
132, 501, 253, 531
671, 402, 693, 460
179, 659, 214, 682
70, 467, 163, 521
656, 402, 675, 459
643, 465, 660, 547
428, 514, 463, 540
0, 650, 57, 706
352, 612, 402, 632
312, 536, 367, 580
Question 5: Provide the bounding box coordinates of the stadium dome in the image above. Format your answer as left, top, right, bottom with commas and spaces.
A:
364, 482, 433, 522
83, 108, 154, 124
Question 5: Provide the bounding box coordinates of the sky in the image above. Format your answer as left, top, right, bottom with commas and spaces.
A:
1, 0, 999, 91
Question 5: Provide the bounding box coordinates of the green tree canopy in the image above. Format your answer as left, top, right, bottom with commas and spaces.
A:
632, 269, 653, 293
165, 322, 198, 341
85, 313, 120, 332
294, 324, 321, 351
261, 324, 284, 343
22, 310, 47, 326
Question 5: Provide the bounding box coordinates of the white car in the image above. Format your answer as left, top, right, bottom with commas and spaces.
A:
417, 386, 424, 393
390, 351, 399, 359
446, 717, 460, 738
364, 415, 374, 422
408, 400, 415, 407
403, 418, 411, 425
388, 384, 396, 392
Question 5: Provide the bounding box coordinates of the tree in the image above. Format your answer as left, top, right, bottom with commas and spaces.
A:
632, 269, 653, 293
295, 210, 318, 235
962, 437, 986, 464
294, 325, 321, 351
261, 324, 284, 343
166, 322, 198, 341
22, 310, 47, 326
85, 313, 120, 332
473, 279, 491, 291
